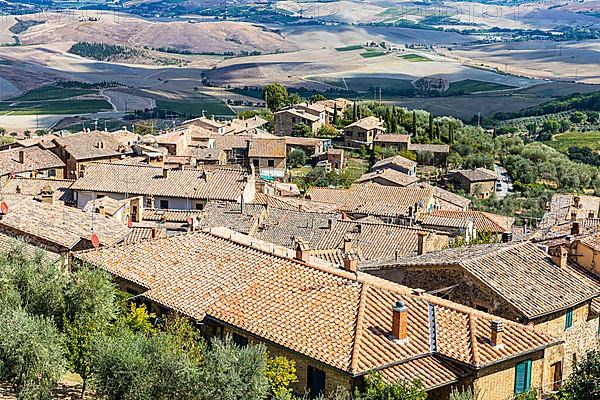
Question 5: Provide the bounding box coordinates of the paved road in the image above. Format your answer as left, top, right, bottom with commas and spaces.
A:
494, 164, 512, 199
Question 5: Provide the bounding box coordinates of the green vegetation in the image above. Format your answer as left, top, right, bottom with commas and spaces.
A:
68, 42, 145, 61
557, 350, 600, 400
446, 79, 516, 95
8, 18, 44, 34
287, 149, 307, 168
399, 53, 431, 62
495, 91, 600, 120
0, 99, 112, 115
156, 99, 234, 117
335, 44, 364, 52
264, 83, 289, 112
545, 131, 600, 153
360, 50, 386, 58
13, 85, 96, 101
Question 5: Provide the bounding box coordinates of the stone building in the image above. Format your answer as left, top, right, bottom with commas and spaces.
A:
75, 228, 563, 400
362, 240, 600, 385
451, 168, 497, 199
0, 145, 66, 185
274, 108, 324, 136
371, 155, 417, 176
343, 116, 385, 149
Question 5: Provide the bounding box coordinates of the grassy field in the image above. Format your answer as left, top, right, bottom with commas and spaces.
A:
335, 44, 364, 52
399, 53, 432, 62
544, 131, 600, 152
0, 99, 112, 115
446, 79, 517, 95
156, 99, 234, 117
360, 50, 386, 58
13, 85, 97, 101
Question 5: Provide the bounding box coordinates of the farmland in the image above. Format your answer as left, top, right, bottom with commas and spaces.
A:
544, 131, 600, 153
12, 85, 96, 101
399, 54, 431, 62
0, 99, 112, 115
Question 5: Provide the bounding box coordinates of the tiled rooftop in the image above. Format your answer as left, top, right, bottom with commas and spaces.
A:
247, 138, 286, 158
1, 177, 75, 204
453, 168, 497, 182
200, 201, 266, 235
356, 169, 419, 187
53, 131, 130, 160
0, 198, 130, 249
374, 134, 411, 144
70, 163, 249, 202
346, 116, 385, 131
372, 154, 417, 170
366, 241, 600, 319
420, 210, 514, 233
0, 146, 65, 176
76, 229, 559, 377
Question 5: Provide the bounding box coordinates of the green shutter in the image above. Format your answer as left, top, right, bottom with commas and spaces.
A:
515, 360, 532, 394
566, 307, 573, 329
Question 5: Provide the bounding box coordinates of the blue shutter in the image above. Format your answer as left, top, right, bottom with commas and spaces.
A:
565, 307, 574, 329
515, 360, 532, 394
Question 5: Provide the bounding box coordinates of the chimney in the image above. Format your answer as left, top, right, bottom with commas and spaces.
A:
490, 320, 504, 348
151, 227, 157, 239
162, 168, 169, 179
327, 218, 333, 229
550, 246, 568, 268
18, 150, 24, 164
294, 237, 310, 262
570, 211, 578, 222
98, 205, 105, 216
417, 232, 428, 255
501, 232, 513, 243
573, 196, 580, 209
391, 301, 408, 341
39, 185, 54, 205
342, 251, 358, 272
571, 221, 582, 236
343, 234, 353, 253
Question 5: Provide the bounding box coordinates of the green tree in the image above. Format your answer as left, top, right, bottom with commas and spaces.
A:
292, 123, 312, 137
64, 267, 119, 396
542, 119, 560, 135
0, 309, 66, 400
570, 111, 587, 124
287, 149, 307, 168
354, 372, 427, 400
317, 124, 338, 138
200, 336, 270, 400
117, 303, 157, 334
309, 94, 327, 103
449, 387, 482, 400
265, 356, 297, 398
264, 84, 289, 112
557, 350, 600, 400
288, 93, 302, 106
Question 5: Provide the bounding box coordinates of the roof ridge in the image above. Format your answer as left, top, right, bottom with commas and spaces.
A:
350, 284, 368, 374
468, 313, 480, 366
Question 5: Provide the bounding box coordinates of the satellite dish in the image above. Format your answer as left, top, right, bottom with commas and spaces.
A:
0, 202, 9, 214
91, 233, 100, 249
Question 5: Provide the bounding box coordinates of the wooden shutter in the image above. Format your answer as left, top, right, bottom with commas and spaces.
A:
515, 359, 532, 394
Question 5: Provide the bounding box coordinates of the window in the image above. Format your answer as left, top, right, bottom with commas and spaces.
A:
195, 203, 204, 210
253, 159, 259, 168
232, 333, 248, 347
514, 359, 532, 394
565, 307, 574, 329
159, 200, 169, 209
48, 169, 56, 177
268, 159, 275, 168
475, 304, 489, 313
550, 361, 562, 391
96, 194, 105, 199
307, 366, 325, 398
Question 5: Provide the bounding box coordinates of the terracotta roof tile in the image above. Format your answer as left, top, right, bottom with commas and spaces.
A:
372, 155, 416, 171
453, 168, 497, 182
71, 163, 249, 202
75, 229, 559, 376
356, 170, 418, 187
374, 134, 411, 144
247, 138, 286, 158
1, 177, 75, 204
53, 131, 130, 160
420, 210, 514, 233
346, 116, 385, 131
378, 356, 470, 389
0, 146, 65, 176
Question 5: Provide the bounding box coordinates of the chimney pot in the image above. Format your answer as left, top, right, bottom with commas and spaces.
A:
342, 251, 358, 272
294, 237, 310, 262
417, 232, 428, 255
392, 301, 408, 341
550, 246, 568, 268
501, 232, 513, 243
490, 319, 504, 348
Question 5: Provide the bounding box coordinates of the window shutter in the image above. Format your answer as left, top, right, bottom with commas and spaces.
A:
525, 359, 532, 391
515, 362, 526, 393
566, 308, 574, 329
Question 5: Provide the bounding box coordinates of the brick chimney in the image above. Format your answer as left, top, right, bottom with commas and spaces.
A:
571, 221, 582, 236
18, 150, 24, 164
417, 232, 428, 255
342, 251, 358, 272
490, 320, 504, 348
549, 246, 568, 268
392, 301, 408, 341
294, 237, 310, 262
343, 234, 353, 253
